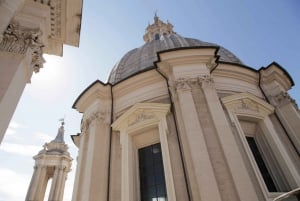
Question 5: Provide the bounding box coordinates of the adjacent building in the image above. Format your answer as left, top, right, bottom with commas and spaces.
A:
0, 0, 83, 143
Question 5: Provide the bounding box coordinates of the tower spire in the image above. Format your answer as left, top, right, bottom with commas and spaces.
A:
143, 14, 175, 43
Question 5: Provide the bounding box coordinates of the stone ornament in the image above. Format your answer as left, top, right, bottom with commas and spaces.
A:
0, 23, 45, 72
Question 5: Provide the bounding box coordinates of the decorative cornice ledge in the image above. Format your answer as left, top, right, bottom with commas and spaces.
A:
0, 23, 45, 72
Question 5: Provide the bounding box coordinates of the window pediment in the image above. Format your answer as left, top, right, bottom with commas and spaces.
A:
221, 92, 274, 119
112, 103, 170, 134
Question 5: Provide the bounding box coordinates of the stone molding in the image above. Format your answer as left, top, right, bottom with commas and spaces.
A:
33, 0, 63, 38
0, 23, 45, 72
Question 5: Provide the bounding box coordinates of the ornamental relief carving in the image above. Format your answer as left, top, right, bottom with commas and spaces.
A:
81, 111, 110, 133
128, 109, 155, 126
0, 23, 45, 72
236, 99, 259, 112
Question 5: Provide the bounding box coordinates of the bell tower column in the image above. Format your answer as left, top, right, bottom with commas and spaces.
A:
25, 121, 72, 201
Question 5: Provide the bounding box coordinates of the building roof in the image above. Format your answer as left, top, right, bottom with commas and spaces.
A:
108, 16, 243, 84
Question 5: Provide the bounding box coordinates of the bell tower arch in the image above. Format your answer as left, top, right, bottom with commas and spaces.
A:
26, 120, 72, 201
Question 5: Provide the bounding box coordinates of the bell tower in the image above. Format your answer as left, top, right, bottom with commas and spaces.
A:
26, 120, 72, 201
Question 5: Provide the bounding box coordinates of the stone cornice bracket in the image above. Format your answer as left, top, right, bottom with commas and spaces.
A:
198, 74, 214, 88
0, 23, 45, 72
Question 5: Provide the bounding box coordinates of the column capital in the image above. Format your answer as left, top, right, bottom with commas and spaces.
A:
81, 110, 110, 133
269, 91, 298, 109
0, 23, 45, 72
198, 74, 214, 88
174, 78, 191, 93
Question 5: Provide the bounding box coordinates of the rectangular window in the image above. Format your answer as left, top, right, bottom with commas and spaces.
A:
138, 143, 167, 201
246, 136, 278, 192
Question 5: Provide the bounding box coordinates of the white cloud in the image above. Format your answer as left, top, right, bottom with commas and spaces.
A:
4, 128, 16, 136
0, 142, 41, 157
0, 168, 30, 201
9, 121, 25, 129
34, 131, 53, 142
4, 121, 26, 138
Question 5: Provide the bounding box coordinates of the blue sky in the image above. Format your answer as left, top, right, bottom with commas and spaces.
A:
0, 0, 299, 200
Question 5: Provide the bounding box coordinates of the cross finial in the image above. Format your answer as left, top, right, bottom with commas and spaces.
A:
59, 117, 65, 126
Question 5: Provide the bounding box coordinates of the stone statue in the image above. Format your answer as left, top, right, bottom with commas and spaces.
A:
53, 119, 65, 143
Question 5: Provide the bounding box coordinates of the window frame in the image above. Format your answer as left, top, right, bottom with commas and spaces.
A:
221, 93, 296, 200
112, 103, 177, 201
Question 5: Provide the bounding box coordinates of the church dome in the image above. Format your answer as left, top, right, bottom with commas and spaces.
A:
108, 15, 243, 84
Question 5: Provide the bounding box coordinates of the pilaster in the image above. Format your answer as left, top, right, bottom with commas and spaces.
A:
72, 82, 112, 201
172, 77, 222, 201
78, 108, 111, 201
260, 63, 300, 154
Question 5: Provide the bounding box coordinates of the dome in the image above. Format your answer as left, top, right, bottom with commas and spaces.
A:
108, 16, 243, 84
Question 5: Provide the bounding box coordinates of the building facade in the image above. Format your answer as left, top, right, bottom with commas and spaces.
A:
71, 16, 300, 201
0, 0, 83, 143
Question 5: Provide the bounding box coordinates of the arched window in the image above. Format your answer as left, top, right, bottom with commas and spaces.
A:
155, 33, 160, 40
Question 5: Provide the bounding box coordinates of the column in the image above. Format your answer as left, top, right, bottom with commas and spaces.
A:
48, 166, 60, 201
71, 131, 88, 201
120, 131, 135, 201
0, 23, 44, 143
158, 117, 176, 201
58, 170, 68, 201
200, 75, 260, 201
48, 166, 66, 201
26, 165, 41, 201
36, 166, 48, 201
76, 110, 111, 201
172, 78, 222, 201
